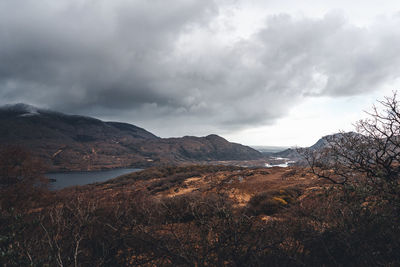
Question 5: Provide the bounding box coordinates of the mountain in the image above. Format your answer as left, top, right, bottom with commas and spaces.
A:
0, 104, 263, 171
251, 146, 289, 155
272, 132, 359, 163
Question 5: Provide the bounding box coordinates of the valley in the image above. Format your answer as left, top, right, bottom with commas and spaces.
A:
2, 1, 400, 264
1, 101, 399, 266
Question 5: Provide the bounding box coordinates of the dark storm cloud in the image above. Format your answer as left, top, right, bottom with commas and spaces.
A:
0, 0, 217, 109
1, 1, 400, 136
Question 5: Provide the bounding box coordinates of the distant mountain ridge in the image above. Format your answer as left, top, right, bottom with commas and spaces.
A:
272, 132, 361, 163
0, 103, 263, 171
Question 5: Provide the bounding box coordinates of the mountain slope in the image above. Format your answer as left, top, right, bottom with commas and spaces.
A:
272, 132, 362, 164
0, 104, 263, 171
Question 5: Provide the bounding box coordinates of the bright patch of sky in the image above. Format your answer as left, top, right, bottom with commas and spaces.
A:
226, 85, 396, 146
219, 0, 400, 146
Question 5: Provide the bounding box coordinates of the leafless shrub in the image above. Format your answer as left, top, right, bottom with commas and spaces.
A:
296, 91, 400, 265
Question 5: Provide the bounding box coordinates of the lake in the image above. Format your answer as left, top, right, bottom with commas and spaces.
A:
265, 157, 295, 168
47, 168, 142, 190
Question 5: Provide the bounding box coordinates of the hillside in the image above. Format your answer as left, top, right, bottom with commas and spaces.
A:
95, 165, 322, 208
271, 132, 360, 164
0, 104, 263, 171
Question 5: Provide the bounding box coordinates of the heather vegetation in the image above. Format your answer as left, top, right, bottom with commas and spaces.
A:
1, 94, 400, 266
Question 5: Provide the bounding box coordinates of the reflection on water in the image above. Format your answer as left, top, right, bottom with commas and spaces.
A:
265, 162, 289, 168
47, 168, 142, 190
265, 157, 295, 168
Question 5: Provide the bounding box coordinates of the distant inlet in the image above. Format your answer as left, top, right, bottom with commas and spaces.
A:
47, 168, 142, 190
265, 157, 295, 168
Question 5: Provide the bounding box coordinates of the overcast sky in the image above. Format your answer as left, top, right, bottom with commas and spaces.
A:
1, 0, 400, 146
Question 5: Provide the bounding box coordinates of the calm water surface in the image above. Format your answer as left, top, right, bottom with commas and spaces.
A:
47, 168, 142, 190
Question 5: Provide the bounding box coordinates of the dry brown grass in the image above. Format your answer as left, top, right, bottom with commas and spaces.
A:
76, 165, 325, 212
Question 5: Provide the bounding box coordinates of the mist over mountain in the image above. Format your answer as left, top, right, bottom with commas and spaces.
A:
0, 104, 263, 171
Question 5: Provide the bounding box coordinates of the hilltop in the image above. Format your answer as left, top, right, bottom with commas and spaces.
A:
0, 104, 263, 171
267, 132, 363, 165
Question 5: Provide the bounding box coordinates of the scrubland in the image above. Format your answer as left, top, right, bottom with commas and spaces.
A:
1, 163, 399, 266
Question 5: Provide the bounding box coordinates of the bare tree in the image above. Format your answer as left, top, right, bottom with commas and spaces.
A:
302, 91, 400, 190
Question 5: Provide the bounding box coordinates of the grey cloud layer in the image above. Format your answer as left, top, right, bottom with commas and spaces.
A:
0, 1, 399, 136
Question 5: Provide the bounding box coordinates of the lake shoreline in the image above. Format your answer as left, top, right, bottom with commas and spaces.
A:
47, 168, 143, 190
